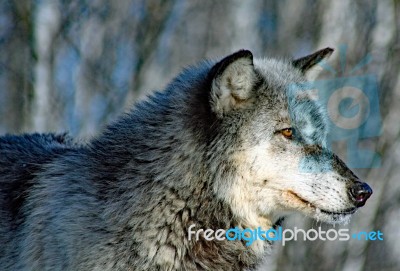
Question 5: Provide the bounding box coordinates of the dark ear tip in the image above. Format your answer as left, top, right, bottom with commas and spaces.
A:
209, 49, 254, 80
235, 49, 253, 60
322, 47, 334, 55
292, 47, 334, 72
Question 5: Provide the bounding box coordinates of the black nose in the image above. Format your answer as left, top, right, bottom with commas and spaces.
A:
349, 181, 373, 207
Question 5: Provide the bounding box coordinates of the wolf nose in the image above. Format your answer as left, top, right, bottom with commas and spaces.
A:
349, 181, 373, 207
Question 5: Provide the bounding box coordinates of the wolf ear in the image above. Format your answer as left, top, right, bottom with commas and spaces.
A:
293, 47, 334, 80
209, 50, 257, 117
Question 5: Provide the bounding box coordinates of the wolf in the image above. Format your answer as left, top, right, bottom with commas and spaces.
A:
0, 48, 372, 270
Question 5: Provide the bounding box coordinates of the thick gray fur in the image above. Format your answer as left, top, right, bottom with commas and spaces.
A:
0, 48, 370, 270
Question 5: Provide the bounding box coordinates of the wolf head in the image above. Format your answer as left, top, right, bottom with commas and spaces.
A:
207, 49, 372, 227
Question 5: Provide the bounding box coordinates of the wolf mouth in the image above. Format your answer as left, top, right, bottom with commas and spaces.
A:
287, 190, 357, 216
320, 208, 357, 216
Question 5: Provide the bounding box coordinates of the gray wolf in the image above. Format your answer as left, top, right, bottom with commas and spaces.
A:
0, 48, 372, 270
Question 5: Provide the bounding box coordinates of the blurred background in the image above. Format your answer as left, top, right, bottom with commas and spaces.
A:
0, 0, 399, 270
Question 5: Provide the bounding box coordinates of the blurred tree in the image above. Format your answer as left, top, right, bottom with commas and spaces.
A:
0, 1, 35, 133
0, 0, 399, 270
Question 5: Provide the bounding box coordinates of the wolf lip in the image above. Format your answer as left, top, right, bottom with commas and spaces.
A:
286, 190, 356, 215
320, 208, 357, 216
286, 190, 316, 209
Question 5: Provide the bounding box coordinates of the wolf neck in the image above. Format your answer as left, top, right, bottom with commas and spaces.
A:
91, 74, 270, 269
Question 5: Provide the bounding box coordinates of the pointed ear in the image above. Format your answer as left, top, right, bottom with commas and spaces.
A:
209, 50, 257, 117
293, 47, 334, 80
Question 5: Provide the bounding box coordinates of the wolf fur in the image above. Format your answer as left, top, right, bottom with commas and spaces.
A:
0, 48, 372, 270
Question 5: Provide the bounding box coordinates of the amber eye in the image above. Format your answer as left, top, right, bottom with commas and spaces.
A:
281, 128, 293, 139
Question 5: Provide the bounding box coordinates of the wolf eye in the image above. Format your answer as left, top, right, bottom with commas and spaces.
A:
280, 128, 293, 139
